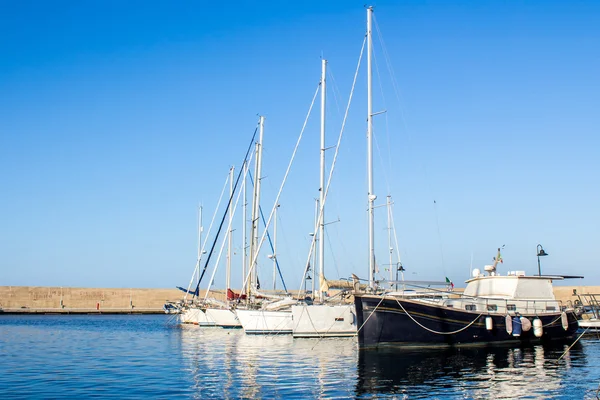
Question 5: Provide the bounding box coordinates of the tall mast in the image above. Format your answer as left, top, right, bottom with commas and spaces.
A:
226, 166, 234, 296
318, 58, 327, 302
312, 198, 318, 297
185, 205, 203, 303
367, 6, 376, 289
387, 195, 393, 282
272, 204, 279, 291
197, 204, 203, 289
249, 116, 265, 294
242, 160, 247, 291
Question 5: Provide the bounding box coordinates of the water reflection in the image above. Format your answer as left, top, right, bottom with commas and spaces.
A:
176, 325, 598, 399
178, 327, 357, 399
2, 316, 598, 398
356, 343, 584, 399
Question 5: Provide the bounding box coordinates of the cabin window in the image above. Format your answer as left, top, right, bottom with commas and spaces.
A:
507, 304, 516, 311
546, 306, 556, 311
335, 317, 344, 322
465, 305, 476, 311
446, 304, 454, 308
487, 304, 498, 311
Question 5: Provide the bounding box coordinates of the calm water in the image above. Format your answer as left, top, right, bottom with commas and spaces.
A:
1, 314, 599, 399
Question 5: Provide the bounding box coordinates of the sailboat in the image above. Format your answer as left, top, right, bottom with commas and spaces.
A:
291, 59, 357, 338
202, 124, 291, 329
169, 121, 263, 327
200, 128, 273, 329
234, 116, 297, 334
203, 166, 242, 328
168, 204, 216, 326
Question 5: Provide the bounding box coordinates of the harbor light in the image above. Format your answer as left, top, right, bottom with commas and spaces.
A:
537, 244, 548, 276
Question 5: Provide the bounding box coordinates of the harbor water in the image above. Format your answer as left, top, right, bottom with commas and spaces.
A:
1, 314, 599, 399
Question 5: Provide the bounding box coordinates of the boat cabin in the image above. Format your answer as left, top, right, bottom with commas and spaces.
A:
441, 268, 563, 315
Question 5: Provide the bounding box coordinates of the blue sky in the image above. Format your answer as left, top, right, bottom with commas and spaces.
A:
1, 1, 598, 290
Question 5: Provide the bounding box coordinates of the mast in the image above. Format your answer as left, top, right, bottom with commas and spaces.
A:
247, 153, 258, 297
198, 205, 203, 279
318, 58, 327, 302
272, 204, 279, 291
226, 166, 234, 297
249, 116, 265, 295
196, 205, 203, 299
387, 195, 393, 282
312, 198, 318, 297
242, 160, 248, 292
367, 6, 376, 289
185, 205, 203, 303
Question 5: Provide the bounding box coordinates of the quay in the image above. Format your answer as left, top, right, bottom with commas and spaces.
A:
0, 285, 598, 315
0, 286, 226, 315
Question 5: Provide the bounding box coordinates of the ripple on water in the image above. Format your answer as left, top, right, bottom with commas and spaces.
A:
1, 315, 600, 398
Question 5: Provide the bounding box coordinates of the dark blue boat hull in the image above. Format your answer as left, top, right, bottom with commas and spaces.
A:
354, 294, 579, 348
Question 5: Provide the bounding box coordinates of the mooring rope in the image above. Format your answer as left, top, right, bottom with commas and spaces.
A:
542, 313, 565, 328
394, 298, 483, 335
309, 304, 356, 351
556, 326, 589, 363
354, 295, 387, 336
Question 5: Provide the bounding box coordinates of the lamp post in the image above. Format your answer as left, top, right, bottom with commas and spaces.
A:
537, 244, 548, 276
395, 263, 405, 290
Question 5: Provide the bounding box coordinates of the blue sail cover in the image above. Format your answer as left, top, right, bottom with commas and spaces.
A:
177, 286, 199, 296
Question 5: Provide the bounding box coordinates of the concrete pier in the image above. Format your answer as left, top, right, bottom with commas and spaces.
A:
0, 285, 598, 314
0, 286, 226, 314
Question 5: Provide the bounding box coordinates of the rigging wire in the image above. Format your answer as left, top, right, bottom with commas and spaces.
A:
183, 170, 231, 301
275, 205, 303, 278
373, 15, 409, 135
374, 15, 446, 269
326, 66, 344, 120
202, 162, 250, 301
239, 82, 321, 299
389, 200, 403, 269
371, 36, 393, 195
193, 123, 260, 297
433, 200, 446, 276
324, 227, 342, 279
248, 170, 288, 293
296, 35, 367, 298
333, 222, 358, 273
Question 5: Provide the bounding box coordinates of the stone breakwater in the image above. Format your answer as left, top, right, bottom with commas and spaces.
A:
0, 285, 598, 314
0, 286, 227, 314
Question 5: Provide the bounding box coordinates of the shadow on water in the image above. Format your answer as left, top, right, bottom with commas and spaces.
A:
356, 342, 587, 399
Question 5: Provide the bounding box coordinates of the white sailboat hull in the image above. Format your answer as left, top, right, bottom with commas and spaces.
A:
179, 308, 200, 324
179, 308, 216, 326
205, 308, 242, 328
236, 309, 293, 334
291, 304, 357, 338
578, 318, 600, 331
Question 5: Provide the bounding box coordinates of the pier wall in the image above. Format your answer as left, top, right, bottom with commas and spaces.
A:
0, 285, 598, 314
0, 286, 227, 313
553, 285, 600, 304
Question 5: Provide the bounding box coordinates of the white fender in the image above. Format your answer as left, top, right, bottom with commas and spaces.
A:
533, 318, 543, 337
520, 317, 532, 332
505, 314, 513, 334
561, 312, 569, 331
